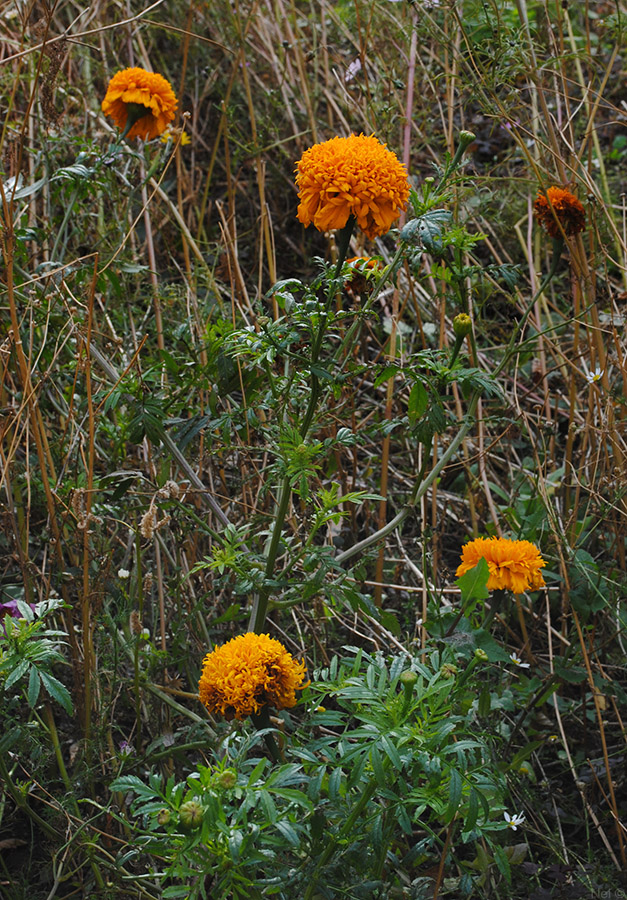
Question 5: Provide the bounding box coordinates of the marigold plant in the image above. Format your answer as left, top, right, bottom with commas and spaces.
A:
295, 134, 409, 240
198, 632, 307, 720
533, 185, 586, 239
456, 536, 547, 594
102, 67, 177, 141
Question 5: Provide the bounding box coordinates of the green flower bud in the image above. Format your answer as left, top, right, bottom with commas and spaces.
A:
440, 663, 458, 678
157, 808, 171, 826
400, 670, 418, 709
453, 313, 472, 338
400, 670, 418, 688
179, 800, 204, 831
474, 648, 488, 662
458, 130, 476, 150
217, 770, 237, 790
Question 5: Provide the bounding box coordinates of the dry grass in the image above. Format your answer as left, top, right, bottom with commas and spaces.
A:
0, 0, 626, 894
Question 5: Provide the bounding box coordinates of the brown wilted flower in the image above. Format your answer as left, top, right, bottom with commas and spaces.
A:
533, 186, 586, 239
140, 505, 158, 539
344, 256, 384, 295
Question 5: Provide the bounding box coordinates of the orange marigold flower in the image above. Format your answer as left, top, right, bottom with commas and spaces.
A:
102, 67, 177, 141
456, 536, 546, 594
533, 186, 586, 239
198, 632, 308, 721
295, 134, 410, 240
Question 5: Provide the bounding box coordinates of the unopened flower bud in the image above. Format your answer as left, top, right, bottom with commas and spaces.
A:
453, 313, 472, 338
217, 770, 237, 790
157, 808, 171, 826
179, 800, 204, 830
400, 670, 418, 703
474, 648, 488, 661
458, 130, 476, 150
440, 663, 458, 678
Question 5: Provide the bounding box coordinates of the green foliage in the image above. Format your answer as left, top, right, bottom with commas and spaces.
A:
0, 600, 73, 715
111, 648, 528, 898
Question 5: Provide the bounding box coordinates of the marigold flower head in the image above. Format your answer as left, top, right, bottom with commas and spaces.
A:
456, 536, 546, 594
102, 67, 177, 141
533, 186, 586, 239
295, 134, 410, 240
198, 632, 308, 721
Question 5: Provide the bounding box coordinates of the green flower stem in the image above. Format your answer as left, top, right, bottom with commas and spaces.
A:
300, 217, 355, 438
304, 766, 387, 900
492, 237, 564, 380
248, 219, 355, 634
335, 387, 481, 566
42, 702, 73, 794
435, 130, 476, 193
251, 706, 283, 763
335, 238, 565, 568
333, 243, 405, 367
249, 476, 291, 632
0, 750, 58, 839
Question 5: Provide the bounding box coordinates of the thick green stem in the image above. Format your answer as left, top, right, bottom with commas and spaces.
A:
248, 475, 291, 632
251, 706, 283, 762
248, 220, 355, 633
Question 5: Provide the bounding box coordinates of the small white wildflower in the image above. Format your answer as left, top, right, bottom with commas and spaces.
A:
509, 653, 530, 669
585, 366, 603, 384
345, 57, 362, 82
504, 811, 525, 830
117, 568, 131, 579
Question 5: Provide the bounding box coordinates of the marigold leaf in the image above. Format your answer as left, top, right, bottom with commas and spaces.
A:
457, 557, 490, 603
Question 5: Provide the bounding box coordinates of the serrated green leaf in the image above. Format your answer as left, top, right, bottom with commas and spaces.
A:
371, 744, 386, 787
374, 364, 402, 389
457, 557, 490, 604
4, 659, 29, 689
269, 788, 313, 812
259, 789, 277, 823
0, 726, 22, 754
162, 887, 192, 899
408, 381, 429, 423
39, 671, 73, 714
110, 775, 160, 797
371, 811, 384, 857
27, 666, 41, 708
246, 757, 268, 787
275, 818, 300, 847
380, 735, 402, 771
328, 767, 342, 800
465, 787, 479, 832
445, 769, 462, 823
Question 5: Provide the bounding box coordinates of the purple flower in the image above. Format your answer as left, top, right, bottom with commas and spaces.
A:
0, 598, 36, 636
0, 599, 22, 618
